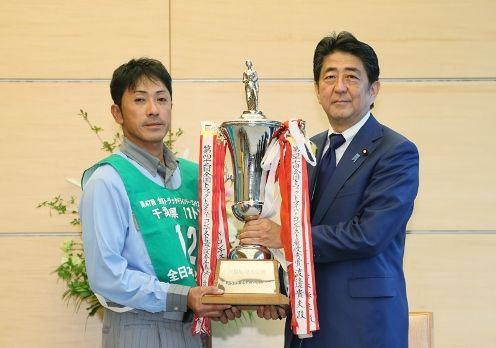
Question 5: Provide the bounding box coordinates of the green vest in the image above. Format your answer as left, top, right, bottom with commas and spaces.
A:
85, 154, 199, 287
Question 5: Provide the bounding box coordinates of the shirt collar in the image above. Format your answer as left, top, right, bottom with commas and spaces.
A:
120, 137, 178, 182
327, 111, 370, 142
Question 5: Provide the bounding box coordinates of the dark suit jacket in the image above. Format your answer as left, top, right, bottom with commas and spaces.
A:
285, 115, 419, 348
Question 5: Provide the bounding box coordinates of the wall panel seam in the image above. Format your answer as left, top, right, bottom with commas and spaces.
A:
1, 230, 495, 237
1, 77, 496, 84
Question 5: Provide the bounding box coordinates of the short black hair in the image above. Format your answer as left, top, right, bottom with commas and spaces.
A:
313, 31, 379, 86
110, 58, 172, 107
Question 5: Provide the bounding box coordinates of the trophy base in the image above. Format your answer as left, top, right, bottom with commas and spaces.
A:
201, 259, 288, 308
202, 293, 289, 310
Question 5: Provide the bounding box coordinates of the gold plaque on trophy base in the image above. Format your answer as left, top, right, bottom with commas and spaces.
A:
201, 259, 289, 307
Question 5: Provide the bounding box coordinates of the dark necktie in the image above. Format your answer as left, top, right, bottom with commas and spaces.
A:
312, 133, 346, 208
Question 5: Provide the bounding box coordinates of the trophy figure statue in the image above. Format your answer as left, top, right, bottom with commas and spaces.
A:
242, 60, 259, 113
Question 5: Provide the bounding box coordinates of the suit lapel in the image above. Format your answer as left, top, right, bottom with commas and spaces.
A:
311, 115, 383, 224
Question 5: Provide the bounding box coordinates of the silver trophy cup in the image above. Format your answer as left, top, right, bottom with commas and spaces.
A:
201, 60, 289, 307
221, 60, 283, 260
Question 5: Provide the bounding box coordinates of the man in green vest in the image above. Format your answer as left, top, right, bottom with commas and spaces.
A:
81, 58, 239, 348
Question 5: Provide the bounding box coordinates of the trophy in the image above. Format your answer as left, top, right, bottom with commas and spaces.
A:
202, 60, 289, 306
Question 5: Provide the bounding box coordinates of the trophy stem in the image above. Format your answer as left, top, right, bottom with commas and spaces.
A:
229, 244, 272, 260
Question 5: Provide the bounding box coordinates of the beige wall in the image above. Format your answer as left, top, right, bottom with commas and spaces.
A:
1, 0, 495, 347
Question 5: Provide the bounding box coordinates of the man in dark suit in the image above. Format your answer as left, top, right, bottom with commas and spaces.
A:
239, 31, 419, 347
